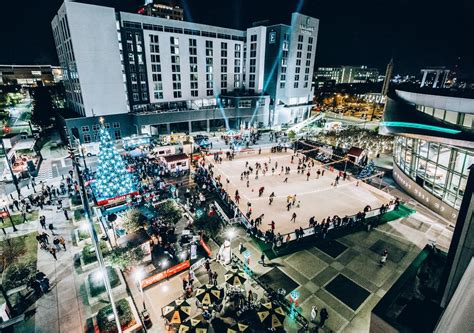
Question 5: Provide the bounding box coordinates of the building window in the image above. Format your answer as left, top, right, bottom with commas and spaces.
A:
251, 34, 257, 42
83, 134, 91, 143
113, 122, 120, 128
294, 82, 299, 88
114, 130, 121, 140
173, 91, 182, 98
81, 126, 90, 132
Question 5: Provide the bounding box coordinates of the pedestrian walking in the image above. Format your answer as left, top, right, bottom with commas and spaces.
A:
48, 223, 56, 235
40, 215, 46, 229
212, 271, 218, 286
59, 236, 66, 250
380, 249, 388, 266
319, 308, 328, 327
311, 305, 318, 323
283, 177, 288, 183
63, 208, 69, 220
53, 237, 61, 251
49, 247, 57, 260
208, 270, 213, 284
260, 253, 265, 266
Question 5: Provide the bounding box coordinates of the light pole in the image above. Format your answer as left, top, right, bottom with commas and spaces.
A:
133, 268, 146, 310
4, 206, 17, 232
64, 126, 122, 333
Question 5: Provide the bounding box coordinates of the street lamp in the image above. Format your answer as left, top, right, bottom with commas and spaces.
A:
133, 268, 146, 309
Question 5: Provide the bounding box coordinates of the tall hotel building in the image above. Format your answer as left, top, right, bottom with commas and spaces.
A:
51, 1, 319, 142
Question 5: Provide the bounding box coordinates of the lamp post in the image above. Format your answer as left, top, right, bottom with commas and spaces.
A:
4, 206, 17, 232
133, 268, 146, 310
64, 126, 122, 333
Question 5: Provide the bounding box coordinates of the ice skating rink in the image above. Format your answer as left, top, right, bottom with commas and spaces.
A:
205, 150, 393, 235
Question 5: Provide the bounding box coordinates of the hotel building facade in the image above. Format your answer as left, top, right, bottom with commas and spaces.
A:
51, 1, 319, 142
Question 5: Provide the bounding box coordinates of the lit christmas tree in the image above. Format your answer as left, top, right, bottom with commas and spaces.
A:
95, 123, 134, 199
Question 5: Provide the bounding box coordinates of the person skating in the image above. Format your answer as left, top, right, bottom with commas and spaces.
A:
291, 212, 297, 223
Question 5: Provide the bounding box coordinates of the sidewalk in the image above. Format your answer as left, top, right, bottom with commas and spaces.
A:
33, 207, 85, 333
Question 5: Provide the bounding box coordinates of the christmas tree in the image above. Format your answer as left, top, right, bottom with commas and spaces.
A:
95, 125, 134, 199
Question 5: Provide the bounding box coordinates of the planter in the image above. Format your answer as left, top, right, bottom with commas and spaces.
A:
80, 241, 111, 272
85, 266, 127, 306
94, 297, 142, 333
74, 224, 102, 246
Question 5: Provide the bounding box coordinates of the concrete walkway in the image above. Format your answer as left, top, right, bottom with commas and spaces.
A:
33, 207, 85, 333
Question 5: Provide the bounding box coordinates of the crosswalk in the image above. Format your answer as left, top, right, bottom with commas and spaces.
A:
35, 161, 53, 182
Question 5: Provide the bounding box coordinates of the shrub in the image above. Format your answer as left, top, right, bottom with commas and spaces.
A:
2, 259, 36, 290
71, 194, 82, 207
108, 245, 145, 271
82, 242, 109, 265
193, 214, 222, 240
97, 298, 136, 333
120, 208, 146, 233
155, 200, 182, 224
88, 266, 121, 297
74, 209, 86, 222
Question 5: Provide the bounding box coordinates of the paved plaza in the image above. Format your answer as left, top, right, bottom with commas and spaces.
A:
206, 150, 393, 234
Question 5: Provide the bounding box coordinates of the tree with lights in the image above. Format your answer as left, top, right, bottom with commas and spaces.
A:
95, 122, 134, 199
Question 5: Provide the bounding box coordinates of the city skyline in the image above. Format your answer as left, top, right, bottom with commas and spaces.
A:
1, 0, 474, 75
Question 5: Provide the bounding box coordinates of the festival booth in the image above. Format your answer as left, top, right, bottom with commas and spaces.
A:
160, 153, 189, 173
151, 144, 178, 157
346, 146, 367, 164
2, 138, 40, 181
122, 134, 152, 150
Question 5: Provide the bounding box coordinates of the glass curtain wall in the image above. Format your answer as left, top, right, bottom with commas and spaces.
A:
394, 136, 473, 209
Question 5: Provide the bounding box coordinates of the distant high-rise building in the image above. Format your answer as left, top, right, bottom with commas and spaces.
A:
0, 64, 63, 86
340, 65, 379, 84
138, 0, 184, 21
420, 67, 450, 88
381, 58, 393, 96
315, 65, 379, 85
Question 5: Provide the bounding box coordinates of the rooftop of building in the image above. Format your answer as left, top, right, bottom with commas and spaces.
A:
394, 83, 474, 99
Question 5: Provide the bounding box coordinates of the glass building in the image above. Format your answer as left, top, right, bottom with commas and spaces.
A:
393, 137, 473, 209
380, 85, 474, 220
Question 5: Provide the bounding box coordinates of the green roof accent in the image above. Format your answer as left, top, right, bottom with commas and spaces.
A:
380, 121, 461, 134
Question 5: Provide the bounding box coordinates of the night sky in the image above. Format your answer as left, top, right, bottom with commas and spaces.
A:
1, 0, 473, 75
